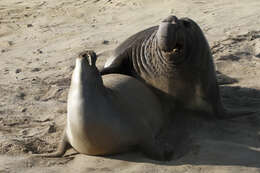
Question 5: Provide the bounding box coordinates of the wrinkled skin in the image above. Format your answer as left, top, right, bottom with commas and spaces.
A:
101, 15, 226, 118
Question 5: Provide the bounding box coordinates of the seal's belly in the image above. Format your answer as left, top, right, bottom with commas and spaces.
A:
66, 90, 124, 155
66, 96, 138, 155
66, 115, 132, 155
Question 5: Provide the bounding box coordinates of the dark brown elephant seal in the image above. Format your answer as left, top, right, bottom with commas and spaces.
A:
101, 15, 243, 119
36, 51, 168, 160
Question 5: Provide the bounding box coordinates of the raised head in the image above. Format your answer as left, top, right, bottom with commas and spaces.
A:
73, 50, 102, 85
78, 50, 97, 67
156, 15, 209, 65
157, 15, 180, 52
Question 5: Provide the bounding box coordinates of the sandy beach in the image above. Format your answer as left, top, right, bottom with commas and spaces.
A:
0, 0, 260, 172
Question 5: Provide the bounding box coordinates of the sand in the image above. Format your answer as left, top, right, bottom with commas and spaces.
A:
0, 0, 260, 172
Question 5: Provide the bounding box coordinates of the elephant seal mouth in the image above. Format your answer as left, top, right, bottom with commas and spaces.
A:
164, 42, 184, 56
163, 41, 185, 64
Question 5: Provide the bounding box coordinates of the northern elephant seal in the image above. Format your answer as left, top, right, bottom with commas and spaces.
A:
37, 51, 168, 160
101, 15, 231, 118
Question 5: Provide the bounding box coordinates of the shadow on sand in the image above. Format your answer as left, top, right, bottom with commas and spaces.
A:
95, 85, 260, 168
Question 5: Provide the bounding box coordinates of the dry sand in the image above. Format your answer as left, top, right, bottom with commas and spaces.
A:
1, 0, 260, 172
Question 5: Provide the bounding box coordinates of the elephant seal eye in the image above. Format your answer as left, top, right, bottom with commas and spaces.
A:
183, 20, 191, 28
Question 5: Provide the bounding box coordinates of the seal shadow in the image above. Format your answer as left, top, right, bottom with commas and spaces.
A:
102, 85, 260, 168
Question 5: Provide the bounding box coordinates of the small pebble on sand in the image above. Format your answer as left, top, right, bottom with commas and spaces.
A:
15, 69, 22, 73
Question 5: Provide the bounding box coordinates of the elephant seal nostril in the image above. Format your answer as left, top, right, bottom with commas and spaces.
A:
78, 50, 97, 66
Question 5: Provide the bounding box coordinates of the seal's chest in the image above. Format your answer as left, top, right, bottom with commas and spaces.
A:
186, 84, 212, 112
66, 111, 98, 154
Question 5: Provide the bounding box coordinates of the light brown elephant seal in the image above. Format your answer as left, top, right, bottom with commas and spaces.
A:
101, 15, 250, 119
37, 50, 168, 160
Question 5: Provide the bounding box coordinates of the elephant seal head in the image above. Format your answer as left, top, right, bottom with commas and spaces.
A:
156, 15, 208, 65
